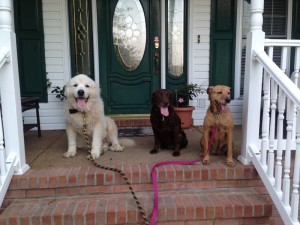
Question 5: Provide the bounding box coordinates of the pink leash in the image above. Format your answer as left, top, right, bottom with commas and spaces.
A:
150, 124, 218, 225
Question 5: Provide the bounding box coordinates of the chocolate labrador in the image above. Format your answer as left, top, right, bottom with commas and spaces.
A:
150, 89, 188, 157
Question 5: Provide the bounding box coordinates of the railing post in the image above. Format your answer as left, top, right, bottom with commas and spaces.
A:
0, 0, 29, 174
238, 0, 265, 164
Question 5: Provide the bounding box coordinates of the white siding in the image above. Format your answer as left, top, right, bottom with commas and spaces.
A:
189, 0, 243, 126
188, 0, 211, 126
23, 0, 69, 130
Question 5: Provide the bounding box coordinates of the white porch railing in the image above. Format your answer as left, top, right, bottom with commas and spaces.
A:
240, 0, 300, 224
0, 0, 29, 206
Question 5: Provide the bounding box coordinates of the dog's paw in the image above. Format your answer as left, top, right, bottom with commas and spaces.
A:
90, 149, 101, 159
150, 149, 158, 154
172, 151, 180, 157
102, 143, 109, 153
63, 151, 76, 158
109, 144, 124, 152
202, 155, 210, 165
227, 159, 235, 167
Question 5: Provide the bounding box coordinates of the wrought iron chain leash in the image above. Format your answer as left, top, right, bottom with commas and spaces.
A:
81, 112, 150, 225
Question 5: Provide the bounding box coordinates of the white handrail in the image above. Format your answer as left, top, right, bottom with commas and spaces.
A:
265, 39, 300, 47
253, 49, 300, 108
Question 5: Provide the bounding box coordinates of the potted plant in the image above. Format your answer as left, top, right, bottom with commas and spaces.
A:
173, 83, 205, 129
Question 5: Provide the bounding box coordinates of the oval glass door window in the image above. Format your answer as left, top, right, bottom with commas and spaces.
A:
113, 0, 146, 71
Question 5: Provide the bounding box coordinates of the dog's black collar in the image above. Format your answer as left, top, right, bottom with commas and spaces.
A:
210, 106, 214, 113
69, 109, 79, 114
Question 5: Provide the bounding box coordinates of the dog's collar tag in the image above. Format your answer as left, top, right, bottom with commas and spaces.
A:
161, 115, 165, 121
215, 113, 220, 125
69, 109, 79, 114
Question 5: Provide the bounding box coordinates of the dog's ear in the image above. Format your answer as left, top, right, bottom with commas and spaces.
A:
207, 86, 213, 94
167, 89, 173, 104
151, 92, 156, 104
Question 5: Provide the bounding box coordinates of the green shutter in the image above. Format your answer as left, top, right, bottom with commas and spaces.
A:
14, 0, 47, 102
210, 0, 236, 96
292, 0, 300, 39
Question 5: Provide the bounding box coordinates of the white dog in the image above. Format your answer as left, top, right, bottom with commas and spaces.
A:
63, 74, 135, 159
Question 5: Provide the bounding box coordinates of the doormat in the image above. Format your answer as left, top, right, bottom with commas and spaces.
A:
118, 126, 153, 137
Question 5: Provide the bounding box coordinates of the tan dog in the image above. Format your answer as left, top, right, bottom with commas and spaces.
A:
200, 85, 235, 167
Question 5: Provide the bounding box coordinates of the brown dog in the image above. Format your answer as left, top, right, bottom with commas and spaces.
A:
150, 89, 188, 156
200, 85, 235, 167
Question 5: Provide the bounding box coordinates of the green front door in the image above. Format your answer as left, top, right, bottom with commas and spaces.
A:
98, 0, 160, 114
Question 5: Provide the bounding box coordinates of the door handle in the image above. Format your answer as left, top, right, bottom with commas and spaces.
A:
154, 36, 160, 74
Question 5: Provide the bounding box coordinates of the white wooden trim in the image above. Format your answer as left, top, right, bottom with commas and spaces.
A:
160, 0, 166, 88
250, 145, 296, 225
234, 0, 243, 99
188, 0, 194, 84
265, 39, 300, 47
92, 0, 100, 84
61, 0, 71, 83
287, 0, 293, 40
285, 0, 293, 75
254, 49, 300, 107
0, 153, 16, 206
0, 29, 29, 175
0, 47, 10, 68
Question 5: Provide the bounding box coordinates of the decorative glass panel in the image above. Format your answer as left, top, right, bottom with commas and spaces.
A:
168, 0, 184, 77
113, 0, 146, 71
69, 0, 94, 78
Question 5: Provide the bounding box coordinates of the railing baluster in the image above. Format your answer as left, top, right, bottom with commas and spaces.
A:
291, 107, 300, 221
0, 104, 6, 179
292, 47, 300, 140
282, 99, 294, 207
293, 47, 300, 85
261, 47, 271, 169
267, 46, 276, 179
268, 78, 277, 181
275, 88, 285, 194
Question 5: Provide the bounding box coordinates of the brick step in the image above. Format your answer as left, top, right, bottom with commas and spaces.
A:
0, 188, 272, 225
4, 162, 261, 201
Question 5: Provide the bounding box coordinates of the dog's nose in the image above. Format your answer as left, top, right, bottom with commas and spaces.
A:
225, 98, 231, 103
77, 89, 84, 97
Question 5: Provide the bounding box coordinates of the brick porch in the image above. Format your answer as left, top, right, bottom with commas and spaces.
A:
0, 126, 284, 224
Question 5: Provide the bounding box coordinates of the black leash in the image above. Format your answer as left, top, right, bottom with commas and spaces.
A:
81, 112, 150, 225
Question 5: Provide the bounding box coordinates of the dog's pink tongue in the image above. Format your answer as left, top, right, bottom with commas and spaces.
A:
221, 104, 228, 112
160, 106, 169, 117
77, 99, 86, 109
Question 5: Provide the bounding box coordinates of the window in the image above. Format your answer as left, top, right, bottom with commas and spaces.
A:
166, 0, 188, 91
69, 0, 94, 79
240, 0, 287, 96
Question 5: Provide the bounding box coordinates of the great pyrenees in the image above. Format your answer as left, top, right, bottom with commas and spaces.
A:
63, 74, 135, 159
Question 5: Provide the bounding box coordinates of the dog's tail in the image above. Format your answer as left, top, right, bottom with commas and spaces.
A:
119, 138, 136, 147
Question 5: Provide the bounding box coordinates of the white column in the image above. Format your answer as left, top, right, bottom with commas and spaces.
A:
238, 0, 265, 164
0, 0, 29, 174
